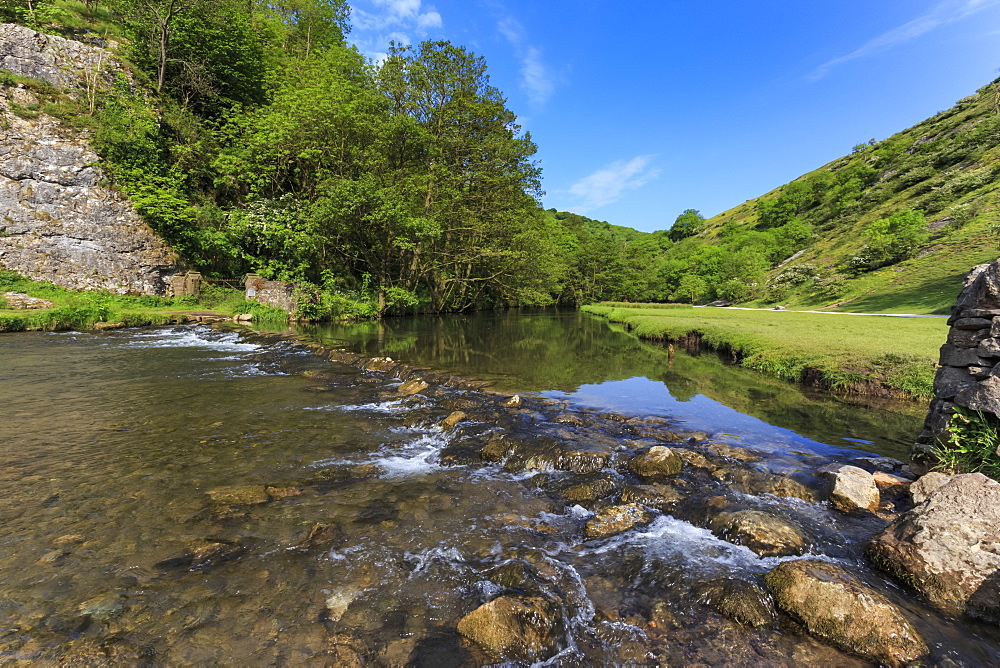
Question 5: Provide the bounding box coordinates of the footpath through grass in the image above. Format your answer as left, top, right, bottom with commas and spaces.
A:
583, 303, 947, 398
0, 271, 286, 332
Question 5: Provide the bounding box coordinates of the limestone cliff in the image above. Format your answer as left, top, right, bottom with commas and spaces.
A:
0, 23, 178, 295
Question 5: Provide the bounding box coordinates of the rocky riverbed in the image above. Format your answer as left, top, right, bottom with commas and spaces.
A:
1, 324, 998, 665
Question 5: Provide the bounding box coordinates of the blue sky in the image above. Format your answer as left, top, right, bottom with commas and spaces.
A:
347, 0, 1000, 233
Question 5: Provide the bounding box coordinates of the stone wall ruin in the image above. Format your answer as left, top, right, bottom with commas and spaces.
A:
917, 258, 1000, 455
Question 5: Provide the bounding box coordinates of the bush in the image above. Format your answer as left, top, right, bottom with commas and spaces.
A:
935, 408, 1000, 481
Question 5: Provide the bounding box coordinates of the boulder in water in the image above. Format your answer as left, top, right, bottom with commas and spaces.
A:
867, 472, 1000, 624
455, 595, 561, 662
820, 465, 880, 513
439, 410, 466, 429
620, 484, 683, 512
765, 559, 927, 666
697, 578, 776, 628
584, 503, 655, 539
710, 510, 806, 557
206, 484, 270, 506
628, 446, 683, 480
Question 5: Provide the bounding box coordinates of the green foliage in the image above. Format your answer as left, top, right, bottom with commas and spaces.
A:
848, 210, 929, 274
667, 209, 705, 241
935, 408, 1000, 481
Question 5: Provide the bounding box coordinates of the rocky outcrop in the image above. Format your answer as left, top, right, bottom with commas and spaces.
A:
917, 258, 1000, 453
0, 23, 178, 295
765, 559, 928, 666
0, 23, 126, 92
867, 472, 1000, 623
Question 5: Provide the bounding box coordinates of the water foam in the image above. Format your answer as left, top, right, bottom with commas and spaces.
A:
125, 326, 260, 352
372, 429, 451, 477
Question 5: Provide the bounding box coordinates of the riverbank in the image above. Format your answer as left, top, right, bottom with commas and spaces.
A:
582, 303, 946, 398
0, 270, 287, 332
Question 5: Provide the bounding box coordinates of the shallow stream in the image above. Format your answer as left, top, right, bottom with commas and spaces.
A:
0, 309, 997, 665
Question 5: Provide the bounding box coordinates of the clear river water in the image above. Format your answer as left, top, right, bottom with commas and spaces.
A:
0, 308, 998, 665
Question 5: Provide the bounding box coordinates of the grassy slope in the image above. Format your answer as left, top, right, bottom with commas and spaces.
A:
583, 304, 945, 398
698, 80, 1000, 315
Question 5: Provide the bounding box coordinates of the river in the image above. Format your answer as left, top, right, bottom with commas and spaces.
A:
0, 309, 997, 665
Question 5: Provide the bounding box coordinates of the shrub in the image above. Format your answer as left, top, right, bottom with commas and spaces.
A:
935, 408, 1000, 481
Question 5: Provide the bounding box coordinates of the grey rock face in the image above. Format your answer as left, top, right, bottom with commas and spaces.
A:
0, 23, 126, 92
0, 25, 177, 295
867, 473, 1000, 624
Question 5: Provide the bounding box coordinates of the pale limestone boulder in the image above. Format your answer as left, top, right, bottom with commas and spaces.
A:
867, 473, 1000, 624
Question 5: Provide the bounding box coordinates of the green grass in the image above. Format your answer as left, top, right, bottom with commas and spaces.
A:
583, 303, 946, 398
0, 270, 248, 332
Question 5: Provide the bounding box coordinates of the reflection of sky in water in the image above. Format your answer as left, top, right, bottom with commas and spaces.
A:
542, 376, 881, 460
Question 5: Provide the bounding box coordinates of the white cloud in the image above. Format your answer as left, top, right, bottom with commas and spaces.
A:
810, 0, 1000, 79
568, 156, 661, 211
349, 0, 442, 59
498, 17, 555, 106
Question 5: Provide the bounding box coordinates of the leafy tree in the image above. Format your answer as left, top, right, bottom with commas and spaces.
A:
668, 209, 705, 241
848, 209, 929, 273
108, 0, 267, 111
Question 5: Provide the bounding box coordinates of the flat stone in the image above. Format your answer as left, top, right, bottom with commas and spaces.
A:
977, 338, 1000, 358
947, 327, 990, 348
705, 442, 761, 462
933, 365, 977, 399
954, 375, 1000, 414
872, 471, 912, 491
939, 343, 985, 367
397, 378, 429, 396
206, 484, 269, 505
953, 317, 994, 330
2, 292, 54, 309
364, 357, 394, 372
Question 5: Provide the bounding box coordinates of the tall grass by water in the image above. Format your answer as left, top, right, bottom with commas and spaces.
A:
583, 303, 946, 398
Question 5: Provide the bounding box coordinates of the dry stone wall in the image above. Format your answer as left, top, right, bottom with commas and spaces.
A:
0, 23, 178, 295
916, 259, 1000, 454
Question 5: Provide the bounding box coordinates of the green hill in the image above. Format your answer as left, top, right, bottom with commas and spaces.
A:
662, 78, 1000, 314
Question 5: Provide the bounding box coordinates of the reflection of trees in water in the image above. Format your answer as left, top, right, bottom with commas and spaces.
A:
305, 310, 922, 456
308, 309, 670, 392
